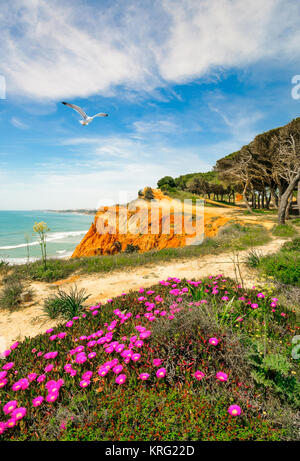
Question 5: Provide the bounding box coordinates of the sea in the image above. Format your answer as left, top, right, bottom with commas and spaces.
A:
0, 210, 93, 265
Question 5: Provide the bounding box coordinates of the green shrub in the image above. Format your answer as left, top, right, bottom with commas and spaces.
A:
272, 224, 297, 238
245, 249, 262, 268
28, 259, 76, 282
144, 187, 154, 200
249, 349, 300, 407
0, 280, 24, 310
259, 252, 300, 287
43, 286, 90, 319
281, 238, 300, 252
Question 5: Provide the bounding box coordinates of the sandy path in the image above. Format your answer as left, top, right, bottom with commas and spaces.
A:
0, 236, 285, 349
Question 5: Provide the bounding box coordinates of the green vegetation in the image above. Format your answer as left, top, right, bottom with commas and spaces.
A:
33, 221, 50, 269
0, 277, 298, 441
0, 224, 270, 286
0, 279, 25, 310
43, 286, 89, 320
245, 249, 262, 268
272, 224, 298, 238
257, 237, 300, 287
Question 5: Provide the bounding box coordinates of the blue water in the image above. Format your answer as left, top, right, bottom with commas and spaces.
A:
0, 211, 93, 264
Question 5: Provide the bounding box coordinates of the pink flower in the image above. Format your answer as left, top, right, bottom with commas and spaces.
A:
156, 368, 166, 379
113, 365, 123, 374
82, 371, 93, 380
194, 370, 205, 381
37, 374, 46, 383
10, 341, 19, 350
12, 407, 26, 421
153, 358, 162, 367
66, 321, 73, 327
27, 373, 37, 382
32, 396, 44, 407
88, 352, 97, 359
3, 400, 17, 415
251, 303, 258, 309
216, 371, 228, 382
115, 374, 126, 385
12, 382, 22, 391
2, 362, 14, 371
131, 353, 141, 362
0, 379, 7, 389
46, 392, 58, 403
0, 371, 7, 380
228, 404, 241, 416
208, 337, 219, 346
0, 422, 6, 435
80, 380, 90, 388
139, 373, 150, 380
44, 364, 54, 373
6, 418, 16, 428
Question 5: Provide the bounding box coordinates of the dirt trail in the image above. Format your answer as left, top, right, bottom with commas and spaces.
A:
0, 236, 285, 348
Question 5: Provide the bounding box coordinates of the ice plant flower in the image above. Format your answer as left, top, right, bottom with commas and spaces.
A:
0, 422, 6, 434
216, 372, 228, 382
228, 405, 241, 416
3, 400, 17, 415
208, 337, 219, 346
44, 364, 54, 373
115, 374, 126, 384
32, 396, 44, 407
12, 407, 26, 421
46, 392, 58, 403
153, 359, 162, 367
139, 372, 150, 381
2, 362, 14, 371
194, 371, 205, 381
156, 368, 166, 379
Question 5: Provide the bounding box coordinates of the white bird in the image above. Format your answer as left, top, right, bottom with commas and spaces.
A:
62, 101, 108, 125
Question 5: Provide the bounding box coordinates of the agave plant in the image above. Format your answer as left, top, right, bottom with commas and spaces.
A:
43, 285, 90, 320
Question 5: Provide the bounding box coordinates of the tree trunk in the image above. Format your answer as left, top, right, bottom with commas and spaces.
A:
243, 182, 254, 213
278, 174, 300, 224
270, 186, 277, 209
285, 194, 293, 220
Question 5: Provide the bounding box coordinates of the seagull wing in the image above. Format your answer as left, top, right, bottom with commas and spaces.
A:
62, 102, 88, 119
91, 112, 109, 118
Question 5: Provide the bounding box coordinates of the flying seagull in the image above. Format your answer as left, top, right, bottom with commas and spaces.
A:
62, 102, 108, 125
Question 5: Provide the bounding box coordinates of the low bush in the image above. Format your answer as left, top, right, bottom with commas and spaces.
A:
43, 286, 90, 320
245, 249, 262, 268
0, 280, 24, 310
272, 224, 297, 238
258, 252, 300, 287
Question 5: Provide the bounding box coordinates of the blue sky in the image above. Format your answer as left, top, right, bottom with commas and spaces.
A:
0, 0, 300, 210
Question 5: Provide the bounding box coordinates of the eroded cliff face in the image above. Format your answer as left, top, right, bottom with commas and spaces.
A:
72, 189, 230, 258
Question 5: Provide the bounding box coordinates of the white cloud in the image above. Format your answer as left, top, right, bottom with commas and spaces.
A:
1, 0, 300, 101
10, 117, 29, 129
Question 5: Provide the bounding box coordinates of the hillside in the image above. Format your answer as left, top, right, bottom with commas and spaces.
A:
72, 189, 231, 258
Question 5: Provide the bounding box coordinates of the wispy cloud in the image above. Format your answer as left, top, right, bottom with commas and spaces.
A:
10, 117, 29, 129
1, 0, 300, 101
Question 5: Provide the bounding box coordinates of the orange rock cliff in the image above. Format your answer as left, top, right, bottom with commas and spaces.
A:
72, 189, 230, 258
